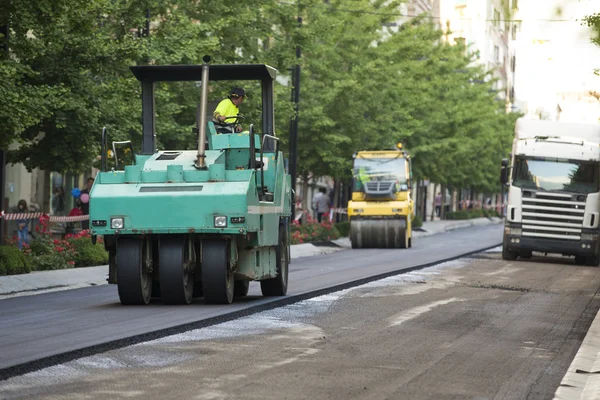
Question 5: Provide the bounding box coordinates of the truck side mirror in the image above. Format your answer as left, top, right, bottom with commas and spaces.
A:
500, 158, 509, 185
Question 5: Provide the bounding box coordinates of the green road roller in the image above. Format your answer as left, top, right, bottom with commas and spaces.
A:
89, 57, 292, 305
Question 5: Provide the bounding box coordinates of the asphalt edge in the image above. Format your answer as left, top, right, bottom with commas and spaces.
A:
554, 284, 600, 400
0, 241, 502, 382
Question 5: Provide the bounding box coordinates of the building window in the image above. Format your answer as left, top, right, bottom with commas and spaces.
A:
494, 45, 500, 63
494, 9, 501, 27
511, 24, 518, 40
511, 56, 516, 72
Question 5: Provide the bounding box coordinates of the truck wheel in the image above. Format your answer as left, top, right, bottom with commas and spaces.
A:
520, 251, 532, 259
159, 236, 194, 305
587, 253, 600, 267
502, 241, 518, 261
261, 225, 289, 296
116, 238, 153, 305
202, 240, 234, 304
234, 280, 250, 297
575, 256, 587, 265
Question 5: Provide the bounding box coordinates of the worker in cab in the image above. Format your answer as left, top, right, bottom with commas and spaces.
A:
357, 166, 371, 190
213, 87, 247, 134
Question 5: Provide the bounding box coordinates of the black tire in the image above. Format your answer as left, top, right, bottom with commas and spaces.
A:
234, 280, 250, 297
261, 224, 289, 296
575, 255, 587, 266
520, 251, 532, 259
202, 240, 234, 304
502, 240, 518, 261
587, 253, 600, 267
159, 236, 194, 305
116, 238, 153, 305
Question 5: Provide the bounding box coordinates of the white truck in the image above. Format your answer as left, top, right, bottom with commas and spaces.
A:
500, 118, 600, 265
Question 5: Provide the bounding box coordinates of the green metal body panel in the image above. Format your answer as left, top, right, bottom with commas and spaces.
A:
90, 130, 292, 280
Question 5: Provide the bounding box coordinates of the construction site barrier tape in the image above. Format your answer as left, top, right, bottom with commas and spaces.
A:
0, 211, 89, 223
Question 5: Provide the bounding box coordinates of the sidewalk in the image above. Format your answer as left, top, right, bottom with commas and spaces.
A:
0, 217, 502, 300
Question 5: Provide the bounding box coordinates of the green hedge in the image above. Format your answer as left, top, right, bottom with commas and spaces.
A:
69, 237, 109, 268
334, 221, 350, 237
446, 208, 500, 220
0, 245, 31, 275
412, 214, 423, 229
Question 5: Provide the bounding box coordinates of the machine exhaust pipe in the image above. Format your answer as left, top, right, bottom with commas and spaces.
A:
195, 55, 211, 169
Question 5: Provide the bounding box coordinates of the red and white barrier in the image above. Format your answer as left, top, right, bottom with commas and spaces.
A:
0, 211, 89, 223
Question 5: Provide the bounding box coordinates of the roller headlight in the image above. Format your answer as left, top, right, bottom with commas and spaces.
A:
111, 218, 124, 229
214, 216, 227, 228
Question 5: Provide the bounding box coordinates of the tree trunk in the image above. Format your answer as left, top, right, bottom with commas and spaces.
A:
301, 172, 309, 212
440, 184, 446, 219
430, 183, 437, 221
332, 179, 340, 222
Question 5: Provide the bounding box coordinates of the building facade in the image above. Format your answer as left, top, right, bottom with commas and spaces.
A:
438, 0, 517, 112
512, 0, 600, 121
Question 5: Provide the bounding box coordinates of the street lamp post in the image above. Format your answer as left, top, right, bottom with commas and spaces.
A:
0, 23, 8, 245
289, 16, 301, 221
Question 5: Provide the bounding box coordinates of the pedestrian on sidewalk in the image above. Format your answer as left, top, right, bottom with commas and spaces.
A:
15, 200, 30, 250
312, 187, 331, 223
435, 192, 442, 217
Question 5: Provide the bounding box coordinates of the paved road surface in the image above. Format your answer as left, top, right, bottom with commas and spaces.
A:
0, 225, 502, 373
1, 248, 599, 399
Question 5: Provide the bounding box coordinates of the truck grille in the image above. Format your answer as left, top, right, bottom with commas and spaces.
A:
521, 191, 585, 240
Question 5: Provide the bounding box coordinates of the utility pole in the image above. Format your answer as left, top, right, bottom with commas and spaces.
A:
0, 23, 8, 245
289, 16, 301, 221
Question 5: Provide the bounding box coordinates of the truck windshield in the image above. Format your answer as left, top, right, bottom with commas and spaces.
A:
512, 157, 600, 194
353, 157, 407, 191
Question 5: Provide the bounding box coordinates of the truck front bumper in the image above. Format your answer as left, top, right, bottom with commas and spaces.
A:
504, 234, 598, 257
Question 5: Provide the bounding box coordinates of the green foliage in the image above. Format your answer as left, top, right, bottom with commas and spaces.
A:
412, 214, 423, 229
1, 0, 517, 193
585, 13, 600, 75
24, 215, 76, 271
334, 221, 350, 237
69, 237, 109, 268
291, 217, 341, 244
445, 208, 498, 220
0, 245, 31, 275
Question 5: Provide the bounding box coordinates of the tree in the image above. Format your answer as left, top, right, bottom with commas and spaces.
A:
585, 13, 600, 75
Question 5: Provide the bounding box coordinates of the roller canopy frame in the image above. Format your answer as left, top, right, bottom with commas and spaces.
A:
130, 64, 277, 155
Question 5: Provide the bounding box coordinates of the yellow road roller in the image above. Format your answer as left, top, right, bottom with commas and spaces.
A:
348, 144, 414, 249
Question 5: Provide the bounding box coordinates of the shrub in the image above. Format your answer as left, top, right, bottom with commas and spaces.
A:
335, 221, 350, 237
412, 214, 423, 229
27, 215, 76, 271
445, 211, 470, 220
67, 235, 109, 268
483, 209, 499, 218
0, 245, 31, 275
291, 215, 341, 244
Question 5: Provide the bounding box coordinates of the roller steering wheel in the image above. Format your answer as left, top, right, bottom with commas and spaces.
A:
220, 115, 245, 126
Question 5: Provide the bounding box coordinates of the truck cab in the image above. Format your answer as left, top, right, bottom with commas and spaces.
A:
501, 118, 600, 265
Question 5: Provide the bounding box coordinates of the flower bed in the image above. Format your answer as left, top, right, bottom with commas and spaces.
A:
291, 215, 341, 245
0, 215, 108, 275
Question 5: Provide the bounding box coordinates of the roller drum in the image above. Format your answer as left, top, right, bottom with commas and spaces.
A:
350, 218, 408, 249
